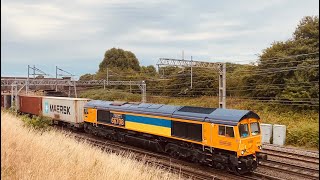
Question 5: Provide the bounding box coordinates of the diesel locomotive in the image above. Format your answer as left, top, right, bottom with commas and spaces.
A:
84, 100, 267, 174
2, 94, 267, 174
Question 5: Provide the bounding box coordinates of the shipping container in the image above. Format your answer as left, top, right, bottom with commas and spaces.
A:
19, 95, 43, 115
42, 97, 90, 125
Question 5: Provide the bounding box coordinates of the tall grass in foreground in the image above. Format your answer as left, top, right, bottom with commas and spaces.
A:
1, 111, 181, 180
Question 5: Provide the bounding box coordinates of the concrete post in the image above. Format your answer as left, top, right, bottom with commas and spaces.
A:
219, 63, 226, 108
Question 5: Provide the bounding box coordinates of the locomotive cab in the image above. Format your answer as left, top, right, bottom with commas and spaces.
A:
234, 117, 267, 173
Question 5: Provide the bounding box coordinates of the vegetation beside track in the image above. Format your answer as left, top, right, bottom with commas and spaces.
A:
1, 111, 179, 180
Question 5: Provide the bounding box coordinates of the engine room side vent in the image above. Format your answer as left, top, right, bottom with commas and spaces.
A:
178, 106, 216, 114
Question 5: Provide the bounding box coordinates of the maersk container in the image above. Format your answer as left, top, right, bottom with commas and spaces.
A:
42, 97, 90, 125
18, 95, 43, 115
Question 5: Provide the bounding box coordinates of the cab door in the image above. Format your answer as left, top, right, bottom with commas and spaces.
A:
213, 124, 238, 151
202, 122, 214, 147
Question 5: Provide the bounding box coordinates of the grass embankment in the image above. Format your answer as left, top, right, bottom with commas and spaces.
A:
1, 111, 180, 180
79, 89, 319, 149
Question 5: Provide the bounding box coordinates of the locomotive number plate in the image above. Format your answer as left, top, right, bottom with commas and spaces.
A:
110, 113, 125, 126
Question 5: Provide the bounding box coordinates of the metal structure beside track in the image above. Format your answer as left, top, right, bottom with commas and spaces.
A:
1, 78, 147, 103
157, 58, 226, 108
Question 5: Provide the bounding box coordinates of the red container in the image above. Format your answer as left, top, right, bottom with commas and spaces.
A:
19, 95, 43, 115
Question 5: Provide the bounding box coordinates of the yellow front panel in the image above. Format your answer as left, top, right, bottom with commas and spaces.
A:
125, 121, 171, 137
237, 118, 262, 157
85, 108, 97, 123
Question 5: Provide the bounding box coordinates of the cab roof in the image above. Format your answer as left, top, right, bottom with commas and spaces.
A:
84, 100, 260, 126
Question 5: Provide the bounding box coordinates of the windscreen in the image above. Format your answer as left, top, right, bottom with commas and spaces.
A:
250, 122, 260, 135
239, 124, 249, 138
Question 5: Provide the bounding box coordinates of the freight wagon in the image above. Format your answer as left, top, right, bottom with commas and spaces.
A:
17, 95, 43, 115
16, 95, 90, 128
42, 97, 90, 127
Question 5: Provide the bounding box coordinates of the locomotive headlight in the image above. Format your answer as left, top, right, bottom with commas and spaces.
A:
241, 150, 245, 155
258, 145, 262, 150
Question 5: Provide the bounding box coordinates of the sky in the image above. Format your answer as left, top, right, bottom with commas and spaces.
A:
1, 0, 319, 79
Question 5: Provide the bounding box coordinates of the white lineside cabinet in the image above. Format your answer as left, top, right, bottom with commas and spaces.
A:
272, 124, 286, 146
261, 123, 272, 144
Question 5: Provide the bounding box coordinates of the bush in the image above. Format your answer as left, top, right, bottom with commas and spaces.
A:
79, 89, 142, 102
286, 124, 319, 148
21, 115, 52, 131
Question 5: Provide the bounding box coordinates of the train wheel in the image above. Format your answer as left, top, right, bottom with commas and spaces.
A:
234, 166, 248, 175
169, 150, 179, 159
190, 155, 199, 163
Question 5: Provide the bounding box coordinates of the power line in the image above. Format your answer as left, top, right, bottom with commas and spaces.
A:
227, 59, 319, 69
228, 52, 319, 64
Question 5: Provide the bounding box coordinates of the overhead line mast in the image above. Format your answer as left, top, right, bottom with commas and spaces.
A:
157, 57, 226, 109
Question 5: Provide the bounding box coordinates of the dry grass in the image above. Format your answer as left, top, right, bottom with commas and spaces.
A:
1, 111, 181, 180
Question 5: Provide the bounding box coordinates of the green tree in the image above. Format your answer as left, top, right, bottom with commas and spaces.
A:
244, 16, 319, 106
141, 65, 157, 76
99, 48, 140, 72
79, 73, 95, 81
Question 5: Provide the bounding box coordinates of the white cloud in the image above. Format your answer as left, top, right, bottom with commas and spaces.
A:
1, 2, 95, 40
1, 0, 319, 76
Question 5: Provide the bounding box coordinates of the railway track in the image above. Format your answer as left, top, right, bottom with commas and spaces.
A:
260, 145, 319, 180
260, 160, 319, 179
261, 148, 319, 165
66, 130, 280, 180
55, 127, 318, 180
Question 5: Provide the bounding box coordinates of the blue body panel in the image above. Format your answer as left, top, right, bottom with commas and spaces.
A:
126, 114, 172, 128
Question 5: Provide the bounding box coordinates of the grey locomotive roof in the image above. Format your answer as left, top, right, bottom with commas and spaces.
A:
84, 100, 260, 126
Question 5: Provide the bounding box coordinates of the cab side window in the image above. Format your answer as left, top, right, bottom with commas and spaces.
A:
218, 125, 234, 137
226, 126, 234, 137
219, 126, 225, 135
